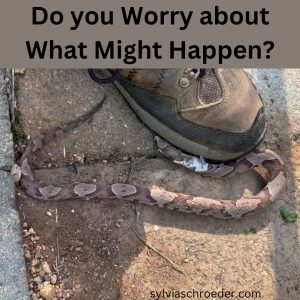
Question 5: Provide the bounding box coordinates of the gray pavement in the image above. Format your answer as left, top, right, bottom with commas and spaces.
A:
0, 69, 29, 300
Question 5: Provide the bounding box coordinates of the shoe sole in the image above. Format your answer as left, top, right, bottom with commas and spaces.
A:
109, 72, 266, 161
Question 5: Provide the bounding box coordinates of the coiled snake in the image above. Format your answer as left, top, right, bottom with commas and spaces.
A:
17, 97, 286, 219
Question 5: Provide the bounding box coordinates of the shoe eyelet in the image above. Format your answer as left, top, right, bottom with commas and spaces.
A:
179, 77, 190, 88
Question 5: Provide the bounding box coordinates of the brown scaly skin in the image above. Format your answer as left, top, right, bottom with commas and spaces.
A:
19, 100, 287, 219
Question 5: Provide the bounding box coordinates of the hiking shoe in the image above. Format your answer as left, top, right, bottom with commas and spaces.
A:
89, 69, 266, 161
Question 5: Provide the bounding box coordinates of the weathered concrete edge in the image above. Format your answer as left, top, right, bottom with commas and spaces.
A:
0, 172, 29, 300
0, 69, 14, 169
0, 69, 29, 300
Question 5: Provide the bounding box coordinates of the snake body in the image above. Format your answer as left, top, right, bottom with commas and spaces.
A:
19, 99, 287, 219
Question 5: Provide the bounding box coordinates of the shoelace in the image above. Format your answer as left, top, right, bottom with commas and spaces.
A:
88, 68, 207, 84
88, 69, 121, 84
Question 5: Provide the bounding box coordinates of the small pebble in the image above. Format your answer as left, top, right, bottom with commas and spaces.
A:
42, 261, 52, 274
43, 274, 50, 281
45, 211, 52, 217
25, 228, 36, 236
33, 276, 42, 284
24, 249, 31, 260
153, 225, 160, 231
31, 258, 38, 267
43, 280, 51, 287
31, 293, 39, 300
40, 284, 56, 300
115, 219, 123, 228
50, 274, 57, 284
73, 153, 85, 164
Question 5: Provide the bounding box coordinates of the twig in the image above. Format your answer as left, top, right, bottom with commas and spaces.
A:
126, 222, 185, 275
53, 257, 64, 275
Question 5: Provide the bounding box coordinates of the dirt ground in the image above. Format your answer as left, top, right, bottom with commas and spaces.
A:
14, 69, 300, 300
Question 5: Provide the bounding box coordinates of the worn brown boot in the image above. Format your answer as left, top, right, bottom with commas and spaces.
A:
89, 69, 266, 161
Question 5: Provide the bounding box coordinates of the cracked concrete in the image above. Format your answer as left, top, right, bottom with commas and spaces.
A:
0, 69, 29, 300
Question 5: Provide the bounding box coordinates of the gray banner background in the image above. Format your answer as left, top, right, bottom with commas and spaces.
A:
0, 0, 298, 67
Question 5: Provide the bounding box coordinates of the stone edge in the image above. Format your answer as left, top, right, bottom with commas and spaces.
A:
0, 69, 29, 300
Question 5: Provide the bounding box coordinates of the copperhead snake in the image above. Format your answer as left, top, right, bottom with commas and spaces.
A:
16, 97, 287, 219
